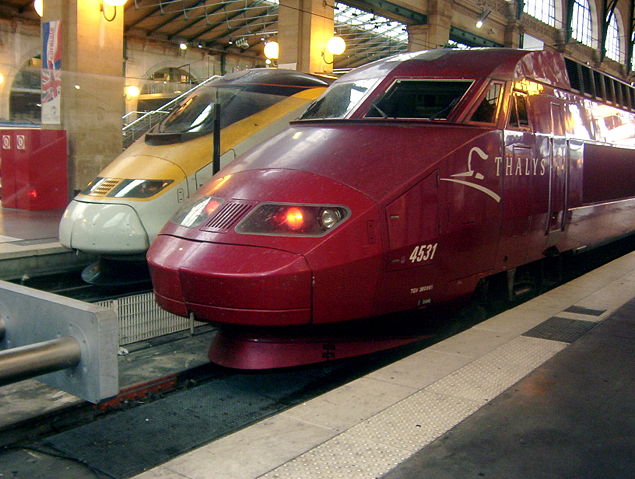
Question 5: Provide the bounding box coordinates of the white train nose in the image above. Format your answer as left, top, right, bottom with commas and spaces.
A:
59, 200, 149, 254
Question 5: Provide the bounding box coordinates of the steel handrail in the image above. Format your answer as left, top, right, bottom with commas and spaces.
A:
122, 74, 221, 132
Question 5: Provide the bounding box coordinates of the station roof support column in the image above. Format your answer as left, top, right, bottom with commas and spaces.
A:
278, 0, 335, 74
41, 0, 125, 193
407, 0, 450, 51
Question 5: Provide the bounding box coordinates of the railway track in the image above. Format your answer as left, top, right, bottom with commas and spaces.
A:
11, 269, 152, 303
0, 325, 449, 479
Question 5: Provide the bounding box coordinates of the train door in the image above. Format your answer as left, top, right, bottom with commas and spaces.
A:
499, 89, 536, 267
376, 171, 440, 312
547, 102, 568, 234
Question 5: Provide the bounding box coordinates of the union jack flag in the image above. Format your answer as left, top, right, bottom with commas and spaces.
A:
41, 21, 62, 104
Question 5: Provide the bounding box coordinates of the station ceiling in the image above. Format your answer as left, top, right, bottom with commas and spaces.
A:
3, 0, 419, 70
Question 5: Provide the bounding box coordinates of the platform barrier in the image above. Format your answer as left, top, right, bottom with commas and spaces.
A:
0, 280, 118, 403
0, 129, 69, 210
97, 292, 205, 346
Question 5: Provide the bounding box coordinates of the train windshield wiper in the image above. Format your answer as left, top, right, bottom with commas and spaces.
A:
368, 102, 388, 119
429, 97, 460, 120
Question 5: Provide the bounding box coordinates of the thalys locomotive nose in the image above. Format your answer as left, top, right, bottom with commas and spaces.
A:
149, 237, 313, 326
147, 168, 379, 327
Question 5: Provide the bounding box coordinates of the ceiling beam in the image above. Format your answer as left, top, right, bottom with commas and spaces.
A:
185, 0, 270, 41
199, 4, 277, 48
339, 0, 426, 25
167, 0, 225, 39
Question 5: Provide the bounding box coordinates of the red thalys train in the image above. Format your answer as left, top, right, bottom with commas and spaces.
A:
147, 48, 635, 369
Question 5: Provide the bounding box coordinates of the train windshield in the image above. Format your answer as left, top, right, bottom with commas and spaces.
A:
365, 80, 473, 120
300, 78, 379, 119
156, 85, 285, 134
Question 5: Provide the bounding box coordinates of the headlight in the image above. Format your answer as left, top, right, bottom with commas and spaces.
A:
171, 195, 223, 228
236, 203, 349, 236
81, 177, 173, 199
109, 179, 173, 198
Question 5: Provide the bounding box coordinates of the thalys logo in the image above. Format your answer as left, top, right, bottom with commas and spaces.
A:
440, 147, 501, 203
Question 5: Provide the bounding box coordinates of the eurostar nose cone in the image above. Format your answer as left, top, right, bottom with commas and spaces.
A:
59, 200, 149, 254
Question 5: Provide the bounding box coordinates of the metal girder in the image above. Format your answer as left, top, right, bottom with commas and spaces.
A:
339, 0, 426, 25
599, 0, 619, 62
167, 0, 222, 39
125, 3, 164, 29
339, 32, 404, 57
146, 4, 189, 35
627, 0, 634, 73
186, 0, 271, 42
336, 29, 406, 68
564, 0, 575, 43
516, 0, 525, 20
210, 17, 278, 53
450, 26, 503, 48
201, 9, 276, 47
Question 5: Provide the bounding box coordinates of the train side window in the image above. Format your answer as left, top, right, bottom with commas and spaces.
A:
469, 82, 503, 124
365, 80, 472, 120
507, 93, 530, 129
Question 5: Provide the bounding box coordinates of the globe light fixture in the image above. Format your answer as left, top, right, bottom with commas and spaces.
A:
126, 85, 141, 98
326, 36, 346, 56
101, 0, 128, 21
34, 0, 43, 17
264, 41, 279, 60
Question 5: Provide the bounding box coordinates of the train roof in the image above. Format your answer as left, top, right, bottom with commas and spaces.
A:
216, 68, 332, 88
343, 48, 570, 90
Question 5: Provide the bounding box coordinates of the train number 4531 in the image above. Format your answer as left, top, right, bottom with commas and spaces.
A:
409, 243, 438, 263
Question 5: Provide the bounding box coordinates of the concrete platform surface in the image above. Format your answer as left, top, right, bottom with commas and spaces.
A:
131, 251, 635, 479
0, 206, 93, 280
383, 298, 635, 479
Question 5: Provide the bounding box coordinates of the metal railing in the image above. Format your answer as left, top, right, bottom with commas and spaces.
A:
97, 292, 206, 346
122, 74, 220, 148
122, 111, 169, 147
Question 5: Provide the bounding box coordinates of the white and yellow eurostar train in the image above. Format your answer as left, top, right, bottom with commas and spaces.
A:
59, 68, 330, 283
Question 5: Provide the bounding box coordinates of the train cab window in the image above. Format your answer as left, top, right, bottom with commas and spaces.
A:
469, 82, 503, 124
158, 86, 283, 135
507, 92, 530, 129
300, 78, 378, 119
365, 80, 472, 120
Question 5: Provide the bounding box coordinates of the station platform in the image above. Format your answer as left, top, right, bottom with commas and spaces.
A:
133, 250, 635, 479
0, 203, 213, 439
0, 206, 93, 281
1, 203, 633, 478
